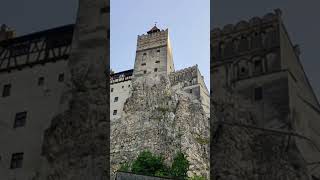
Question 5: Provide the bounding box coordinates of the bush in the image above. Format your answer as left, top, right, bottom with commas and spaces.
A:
131, 150, 167, 176
171, 152, 189, 179
118, 150, 191, 179
118, 163, 130, 172
188, 175, 206, 180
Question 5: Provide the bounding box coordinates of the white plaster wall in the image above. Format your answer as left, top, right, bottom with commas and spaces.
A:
110, 80, 132, 121
0, 61, 68, 180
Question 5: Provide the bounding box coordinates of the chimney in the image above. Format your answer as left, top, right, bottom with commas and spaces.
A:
0, 24, 15, 41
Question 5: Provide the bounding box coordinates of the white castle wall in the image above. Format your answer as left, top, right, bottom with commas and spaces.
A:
0, 60, 68, 179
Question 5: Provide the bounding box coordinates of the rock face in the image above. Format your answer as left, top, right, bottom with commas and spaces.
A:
111, 73, 209, 178
210, 90, 311, 180
40, 0, 109, 179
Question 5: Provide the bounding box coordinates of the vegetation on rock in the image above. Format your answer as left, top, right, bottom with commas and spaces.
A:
118, 150, 194, 179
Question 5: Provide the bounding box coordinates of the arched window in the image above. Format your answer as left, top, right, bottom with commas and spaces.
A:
251, 32, 262, 49
239, 36, 249, 52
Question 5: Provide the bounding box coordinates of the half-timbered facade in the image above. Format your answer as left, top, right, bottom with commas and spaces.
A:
0, 24, 73, 179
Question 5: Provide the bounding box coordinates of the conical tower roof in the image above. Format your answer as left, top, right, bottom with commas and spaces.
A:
147, 25, 160, 34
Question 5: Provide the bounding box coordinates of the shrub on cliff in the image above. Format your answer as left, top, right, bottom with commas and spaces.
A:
118, 150, 191, 179
131, 150, 168, 176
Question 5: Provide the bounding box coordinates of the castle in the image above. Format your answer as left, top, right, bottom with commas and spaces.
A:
110, 25, 210, 121
211, 9, 320, 179
110, 25, 210, 177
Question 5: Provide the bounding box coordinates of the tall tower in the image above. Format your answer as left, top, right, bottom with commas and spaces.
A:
133, 25, 175, 77
211, 9, 320, 179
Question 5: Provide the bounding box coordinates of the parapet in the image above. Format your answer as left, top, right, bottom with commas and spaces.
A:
211, 9, 282, 38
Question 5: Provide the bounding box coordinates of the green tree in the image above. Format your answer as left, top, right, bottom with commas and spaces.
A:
171, 152, 189, 179
131, 150, 167, 176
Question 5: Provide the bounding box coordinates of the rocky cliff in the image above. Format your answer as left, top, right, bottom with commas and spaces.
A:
210, 90, 311, 180
40, 0, 109, 179
111, 73, 209, 178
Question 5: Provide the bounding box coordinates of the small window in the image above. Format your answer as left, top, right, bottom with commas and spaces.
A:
254, 60, 263, 74
100, 6, 110, 14
128, 85, 130, 87
155, 61, 160, 63
189, 89, 193, 93
58, 73, 64, 82
14, 112, 27, 128
254, 87, 263, 101
10, 152, 24, 169
2, 84, 11, 97
111, 88, 114, 92
154, 68, 158, 72
114, 97, 118, 102
38, 77, 44, 86
241, 67, 246, 73
122, 86, 124, 88
113, 110, 117, 115
141, 63, 146, 66
143, 70, 147, 74
143, 53, 147, 56
157, 50, 160, 52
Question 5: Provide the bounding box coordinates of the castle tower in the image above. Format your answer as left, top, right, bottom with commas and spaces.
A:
133, 25, 175, 77
211, 9, 320, 179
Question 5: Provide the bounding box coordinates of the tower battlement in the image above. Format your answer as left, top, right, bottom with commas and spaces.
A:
137, 28, 168, 51
133, 25, 174, 77
211, 9, 282, 39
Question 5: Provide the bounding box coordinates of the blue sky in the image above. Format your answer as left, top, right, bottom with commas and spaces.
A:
111, 0, 210, 86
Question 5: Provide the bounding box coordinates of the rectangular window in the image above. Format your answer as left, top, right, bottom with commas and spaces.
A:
143, 70, 147, 74
113, 110, 117, 115
58, 73, 64, 82
38, 77, 44, 86
189, 89, 193, 93
2, 84, 11, 97
100, 6, 110, 14
254, 87, 263, 101
114, 97, 119, 102
10, 153, 24, 169
155, 61, 160, 64
141, 63, 146, 66
111, 88, 114, 92
14, 112, 27, 128
154, 68, 158, 72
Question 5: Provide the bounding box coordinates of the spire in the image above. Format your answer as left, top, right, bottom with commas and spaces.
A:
147, 23, 160, 34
